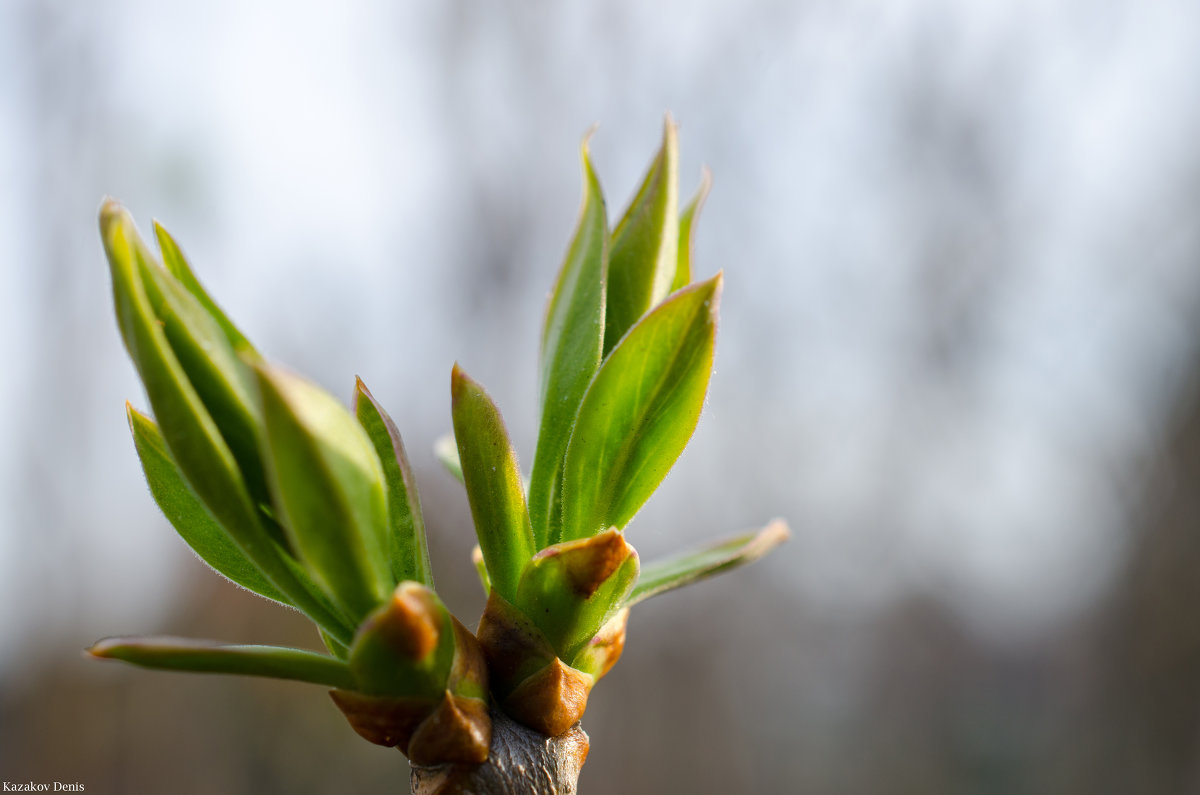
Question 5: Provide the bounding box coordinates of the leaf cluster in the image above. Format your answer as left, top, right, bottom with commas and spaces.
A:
90, 119, 788, 761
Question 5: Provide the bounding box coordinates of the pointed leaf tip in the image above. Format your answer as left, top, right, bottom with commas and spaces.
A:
529, 140, 609, 548
252, 362, 393, 621
451, 366, 535, 600
99, 197, 126, 231
580, 123, 599, 152
152, 219, 256, 354
604, 118, 681, 355
673, 166, 713, 292
354, 376, 433, 588
626, 519, 790, 607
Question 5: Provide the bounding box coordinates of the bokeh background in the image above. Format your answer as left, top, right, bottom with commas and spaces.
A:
3, 1, 1200, 792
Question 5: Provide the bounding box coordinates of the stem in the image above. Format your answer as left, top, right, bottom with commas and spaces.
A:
410, 707, 589, 794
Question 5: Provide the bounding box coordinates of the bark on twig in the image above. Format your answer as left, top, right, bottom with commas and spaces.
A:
410, 706, 589, 794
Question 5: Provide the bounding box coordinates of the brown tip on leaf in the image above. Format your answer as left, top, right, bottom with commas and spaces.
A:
535, 529, 635, 598
86, 638, 120, 659
351, 375, 373, 415
329, 689, 434, 751
449, 363, 466, 407
581, 123, 599, 151
407, 692, 492, 766
503, 658, 594, 738
98, 197, 126, 232
757, 519, 791, 550
374, 582, 442, 661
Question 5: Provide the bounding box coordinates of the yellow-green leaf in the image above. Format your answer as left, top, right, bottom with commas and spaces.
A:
626, 520, 790, 607
128, 405, 287, 605
603, 117, 679, 355
354, 378, 433, 588
561, 274, 721, 542
450, 365, 535, 601
672, 167, 711, 292
529, 140, 609, 549
253, 362, 393, 623
133, 245, 275, 540
100, 201, 353, 646
154, 221, 255, 353
88, 637, 355, 689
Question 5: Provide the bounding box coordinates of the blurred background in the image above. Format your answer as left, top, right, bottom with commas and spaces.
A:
3, 0, 1200, 792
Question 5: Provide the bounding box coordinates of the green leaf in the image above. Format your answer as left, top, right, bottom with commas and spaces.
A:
433, 433, 464, 484
154, 221, 256, 353
133, 244, 276, 541
127, 404, 287, 605
346, 582, 456, 698
626, 520, 790, 608
561, 274, 722, 542
100, 201, 353, 646
513, 529, 639, 664
88, 637, 356, 689
320, 628, 350, 660
252, 362, 393, 623
603, 116, 679, 356
354, 378, 434, 588
450, 365, 535, 601
672, 167, 711, 293
528, 140, 609, 550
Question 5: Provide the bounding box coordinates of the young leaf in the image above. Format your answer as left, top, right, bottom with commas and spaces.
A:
450, 365, 535, 601
354, 378, 434, 588
321, 628, 350, 660
626, 520, 790, 607
433, 433, 464, 484
560, 274, 722, 542
347, 582, 456, 698
514, 529, 639, 664
134, 247, 275, 534
127, 404, 287, 605
154, 221, 256, 353
672, 167, 711, 293
603, 116, 679, 355
100, 201, 353, 645
528, 141, 609, 549
252, 362, 393, 622
88, 637, 356, 690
